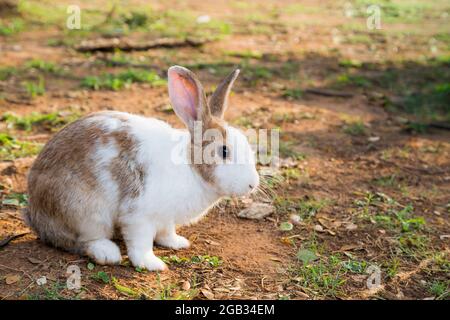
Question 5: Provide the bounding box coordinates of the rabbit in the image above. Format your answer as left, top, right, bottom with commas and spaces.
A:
24, 66, 260, 271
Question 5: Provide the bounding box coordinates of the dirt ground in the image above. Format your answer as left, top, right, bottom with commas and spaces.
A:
0, 0, 449, 300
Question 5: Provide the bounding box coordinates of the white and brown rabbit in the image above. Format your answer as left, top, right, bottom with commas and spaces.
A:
24, 66, 259, 271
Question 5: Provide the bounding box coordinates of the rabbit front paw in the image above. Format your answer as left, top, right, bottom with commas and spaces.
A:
156, 234, 190, 250
129, 251, 167, 271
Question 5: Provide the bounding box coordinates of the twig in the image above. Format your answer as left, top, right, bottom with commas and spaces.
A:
75, 37, 213, 53
0, 232, 29, 248
304, 88, 354, 98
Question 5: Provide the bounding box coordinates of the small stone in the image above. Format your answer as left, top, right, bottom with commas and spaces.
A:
36, 276, 47, 286
346, 223, 358, 231
289, 214, 302, 225
237, 203, 275, 220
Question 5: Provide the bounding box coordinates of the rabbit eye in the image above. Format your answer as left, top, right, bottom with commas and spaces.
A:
220, 145, 229, 159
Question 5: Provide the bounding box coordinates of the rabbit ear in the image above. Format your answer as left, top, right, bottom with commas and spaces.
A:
168, 66, 210, 131
209, 69, 240, 118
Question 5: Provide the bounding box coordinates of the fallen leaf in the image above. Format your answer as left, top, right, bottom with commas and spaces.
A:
237, 203, 275, 220
314, 224, 324, 232
205, 239, 221, 246
201, 289, 214, 300
112, 277, 138, 297
270, 257, 283, 262
5, 274, 21, 285
0, 232, 29, 248
27, 257, 43, 264
280, 221, 294, 231
297, 249, 318, 265
339, 244, 360, 252
346, 223, 358, 231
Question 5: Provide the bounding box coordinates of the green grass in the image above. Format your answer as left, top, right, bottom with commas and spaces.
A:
339, 59, 363, 68
336, 74, 371, 88
294, 253, 347, 298
353, 0, 445, 23
0, 67, 17, 81
279, 140, 305, 160
224, 49, 263, 59
2, 111, 79, 131
342, 121, 367, 136
81, 69, 166, 90
355, 193, 426, 233
160, 255, 222, 268
428, 280, 449, 300
27, 281, 82, 300
0, 19, 24, 36
373, 174, 398, 187
0, 133, 43, 160
25, 59, 62, 74
1, 192, 28, 207
23, 77, 45, 98
274, 196, 330, 218
282, 88, 303, 100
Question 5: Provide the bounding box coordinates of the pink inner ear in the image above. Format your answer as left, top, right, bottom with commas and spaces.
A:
169, 72, 198, 120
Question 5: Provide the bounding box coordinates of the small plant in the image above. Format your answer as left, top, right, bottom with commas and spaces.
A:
2, 192, 28, 207
91, 271, 110, 284
343, 121, 367, 136
81, 69, 166, 91
279, 141, 305, 160
160, 255, 222, 268
121, 11, 149, 29
339, 59, 363, 68
224, 50, 263, 59
0, 67, 17, 80
428, 280, 449, 300
25, 59, 62, 74
336, 74, 371, 87
282, 88, 303, 100
0, 133, 43, 160
27, 282, 75, 300
23, 77, 46, 98
0, 19, 24, 36
294, 253, 346, 298
373, 174, 398, 187
2, 111, 79, 131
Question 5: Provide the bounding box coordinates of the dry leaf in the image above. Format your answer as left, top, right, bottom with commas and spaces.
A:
346, 223, 358, 231
5, 274, 21, 285
201, 289, 214, 300
339, 244, 360, 252
205, 239, 221, 246
270, 257, 283, 262
28, 257, 43, 264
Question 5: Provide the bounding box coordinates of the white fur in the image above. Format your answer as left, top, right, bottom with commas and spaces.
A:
78, 112, 258, 270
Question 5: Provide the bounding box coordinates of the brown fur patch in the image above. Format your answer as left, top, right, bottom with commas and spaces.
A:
109, 130, 146, 201
26, 112, 146, 251
190, 116, 228, 185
